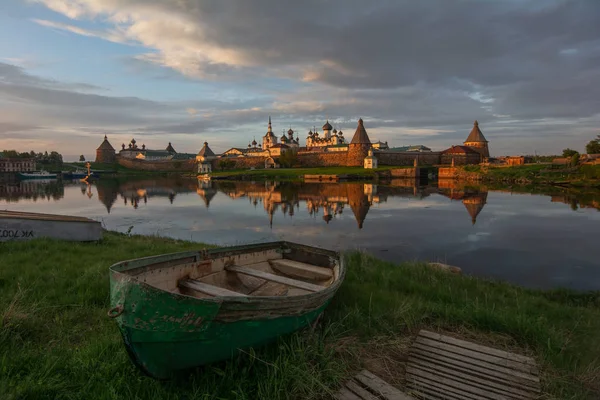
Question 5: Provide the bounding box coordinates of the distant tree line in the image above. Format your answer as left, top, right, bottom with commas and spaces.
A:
586, 135, 600, 155
1, 150, 64, 168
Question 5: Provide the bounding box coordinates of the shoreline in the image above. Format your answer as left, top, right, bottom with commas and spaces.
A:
1, 231, 599, 398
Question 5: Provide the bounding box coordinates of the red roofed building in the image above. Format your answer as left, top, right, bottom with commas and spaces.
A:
441, 145, 481, 165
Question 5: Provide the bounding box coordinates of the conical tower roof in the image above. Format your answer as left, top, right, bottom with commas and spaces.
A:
97, 135, 115, 151
465, 120, 488, 143
350, 118, 371, 144
197, 142, 216, 157
166, 142, 176, 153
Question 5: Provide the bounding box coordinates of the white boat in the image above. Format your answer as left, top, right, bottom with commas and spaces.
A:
17, 171, 58, 180
0, 211, 102, 242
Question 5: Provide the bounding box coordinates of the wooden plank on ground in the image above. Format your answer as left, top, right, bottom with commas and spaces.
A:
345, 380, 379, 400
269, 258, 333, 281
419, 330, 536, 365
414, 336, 538, 375
406, 330, 541, 400
411, 344, 540, 389
335, 387, 363, 400
336, 370, 413, 400
179, 279, 246, 297
355, 370, 413, 400
225, 265, 324, 292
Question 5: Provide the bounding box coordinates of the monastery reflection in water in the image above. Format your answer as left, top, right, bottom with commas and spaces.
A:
1, 178, 598, 228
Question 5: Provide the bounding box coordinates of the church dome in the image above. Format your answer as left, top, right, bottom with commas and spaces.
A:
322, 120, 333, 130
288, 128, 294, 135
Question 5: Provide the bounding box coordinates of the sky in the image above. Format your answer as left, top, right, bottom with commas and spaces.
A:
1, 0, 599, 161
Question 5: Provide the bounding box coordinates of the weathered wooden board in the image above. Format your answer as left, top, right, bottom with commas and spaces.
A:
179, 279, 247, 297
406, 330, 541, 400
225, 265, 324, 292
0, 210, 102, 242
269, 258, 333, 281
336, 369, 413, 400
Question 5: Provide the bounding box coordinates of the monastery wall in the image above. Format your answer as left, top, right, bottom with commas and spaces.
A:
211, 157, 267, 170
440, 153, 481, 166
117, 157, 195, 172
296, 152, 348, 167
376, 151, 442, 166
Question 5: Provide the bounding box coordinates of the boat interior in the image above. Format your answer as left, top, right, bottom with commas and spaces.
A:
124, 245, 340, 298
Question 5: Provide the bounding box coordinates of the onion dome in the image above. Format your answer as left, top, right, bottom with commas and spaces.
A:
333, 128, 337, 134
248, 143, 251, 148
307, 130, 313, 137
338, 130, 343, 136
281, 135, 288, 143
131, 138, 136, 145
288, 128, 294, 135
252, 139, 257, 146
322, 120, 333, 130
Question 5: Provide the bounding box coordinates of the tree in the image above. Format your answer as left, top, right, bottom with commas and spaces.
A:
562, 148, 579, 158
570, 153, 580, 167
2, 150, 20, 158
79, 155, 86, 162
279, 149, 298, 168
586, 135, 600, 154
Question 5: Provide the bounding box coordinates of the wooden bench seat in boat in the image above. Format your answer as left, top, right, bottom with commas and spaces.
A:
225, 265, 324, 293
269, 259, 333, 281
179, 279, 247, 297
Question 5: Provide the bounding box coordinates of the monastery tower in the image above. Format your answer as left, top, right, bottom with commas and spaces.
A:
347, 118, 372, 166
464, 120, 490, 160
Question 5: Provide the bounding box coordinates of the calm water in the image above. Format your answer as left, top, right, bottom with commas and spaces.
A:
2, 177, 599, 290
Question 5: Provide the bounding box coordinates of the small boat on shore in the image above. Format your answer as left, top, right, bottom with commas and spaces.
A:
17, 170, 57, 180
108, 241, 344, 379
0, 210, 102, 242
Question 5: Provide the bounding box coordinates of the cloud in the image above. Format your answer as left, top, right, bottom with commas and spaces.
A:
7, 0, 600, 156
32, 18, 129, 44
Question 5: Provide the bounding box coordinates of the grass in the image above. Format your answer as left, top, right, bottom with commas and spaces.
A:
2, 232, 600, 399
210, 166, 402, 180
460, 164, 600, 187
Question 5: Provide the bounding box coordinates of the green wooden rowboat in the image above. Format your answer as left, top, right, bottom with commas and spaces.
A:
108, 241, 345, 379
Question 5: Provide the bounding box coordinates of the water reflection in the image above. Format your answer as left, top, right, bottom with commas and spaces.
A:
1, 177, 598, 228
0, 179, 64, 202
3, 176, 598, 290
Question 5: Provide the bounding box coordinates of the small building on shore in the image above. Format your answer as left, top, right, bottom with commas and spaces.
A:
364, 148, 378, 169
440, 145, 482, 165
197, 142, 217, 173
0, 154, 36, 173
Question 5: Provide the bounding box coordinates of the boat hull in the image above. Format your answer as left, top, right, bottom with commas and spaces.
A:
118, 304, 327, 379
109, 242, 344, 379
17, 173, 57, 180
0, 211, 102, 242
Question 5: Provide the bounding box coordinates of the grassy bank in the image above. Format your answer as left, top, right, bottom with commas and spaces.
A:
463, 164, 600, 188
210, 166, 403, 181
2, 233, 599, 399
